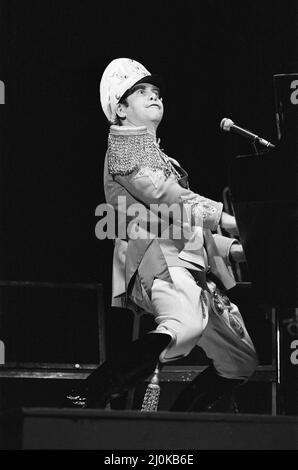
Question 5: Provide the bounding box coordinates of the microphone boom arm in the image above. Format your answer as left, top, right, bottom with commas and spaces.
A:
220, 118, 275, 149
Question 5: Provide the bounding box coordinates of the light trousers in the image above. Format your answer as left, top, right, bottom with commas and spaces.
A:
134, 267, 258, 380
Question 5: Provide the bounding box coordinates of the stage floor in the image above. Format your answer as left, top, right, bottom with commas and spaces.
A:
0, 407, 297, 449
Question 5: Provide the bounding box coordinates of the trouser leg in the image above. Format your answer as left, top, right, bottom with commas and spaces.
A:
148, 267, 208, 362
146, 267, 257, 376
170, 282, 258, 412
196, 289, 258, 380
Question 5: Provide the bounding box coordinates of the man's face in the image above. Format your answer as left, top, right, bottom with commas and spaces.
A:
117, 83, 164, 127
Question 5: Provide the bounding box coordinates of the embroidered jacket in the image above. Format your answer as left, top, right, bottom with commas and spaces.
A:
103, 125, 237, 310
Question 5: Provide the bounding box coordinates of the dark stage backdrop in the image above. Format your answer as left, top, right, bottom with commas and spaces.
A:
0, 1, 297, 361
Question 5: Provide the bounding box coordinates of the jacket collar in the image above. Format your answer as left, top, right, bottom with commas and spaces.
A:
110, 125, 156, 139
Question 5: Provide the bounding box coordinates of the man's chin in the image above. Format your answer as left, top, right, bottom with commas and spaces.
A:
147, 109, 163, 122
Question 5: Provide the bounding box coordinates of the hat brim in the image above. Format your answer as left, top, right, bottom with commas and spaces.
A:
119, 74, 164, 102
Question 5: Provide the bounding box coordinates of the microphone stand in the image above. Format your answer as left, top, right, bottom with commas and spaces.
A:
251, 141, 259, 155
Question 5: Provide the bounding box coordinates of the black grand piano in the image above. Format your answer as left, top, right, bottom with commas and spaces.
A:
228, 73, 298, 415
229, 73, 297, 307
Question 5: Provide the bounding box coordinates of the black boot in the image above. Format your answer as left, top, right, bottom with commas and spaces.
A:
66, 332, 172, 409
170, 365, 242, 412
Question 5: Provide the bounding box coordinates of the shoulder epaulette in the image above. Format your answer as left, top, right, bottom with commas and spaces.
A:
107, 126, 176, 179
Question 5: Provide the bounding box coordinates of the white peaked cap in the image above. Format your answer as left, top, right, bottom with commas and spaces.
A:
99, 58, 160, 122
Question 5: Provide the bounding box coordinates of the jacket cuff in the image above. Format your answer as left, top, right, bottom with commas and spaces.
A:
212, 202, 223, 231
213, 234, 240, 265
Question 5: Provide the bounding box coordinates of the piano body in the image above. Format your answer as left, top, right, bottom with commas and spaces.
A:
229, 73, 297, 307
228, 73, 298, 414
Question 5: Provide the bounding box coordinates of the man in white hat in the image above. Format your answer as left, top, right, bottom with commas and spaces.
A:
67, 58, 257, 411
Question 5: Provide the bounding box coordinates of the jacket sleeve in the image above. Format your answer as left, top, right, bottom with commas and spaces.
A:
212, 233, 241, 265
114, 167, 223, 231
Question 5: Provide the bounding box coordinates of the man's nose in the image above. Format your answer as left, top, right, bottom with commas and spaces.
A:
149, 91, 158, 100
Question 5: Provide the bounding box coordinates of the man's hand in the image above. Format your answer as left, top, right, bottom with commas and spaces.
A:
220, 211, 239, 237
229, 242, 246, 263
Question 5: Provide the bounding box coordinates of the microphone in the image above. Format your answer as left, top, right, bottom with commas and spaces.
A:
220, 118, 275, 148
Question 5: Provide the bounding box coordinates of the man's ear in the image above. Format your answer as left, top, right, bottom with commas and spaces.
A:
115, 102, 127, 119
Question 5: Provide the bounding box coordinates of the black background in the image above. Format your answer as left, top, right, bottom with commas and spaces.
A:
0, 1, 297, 370
0, 0, 297, 284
